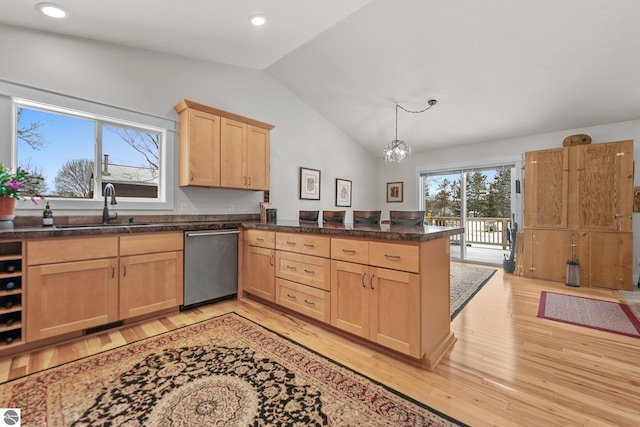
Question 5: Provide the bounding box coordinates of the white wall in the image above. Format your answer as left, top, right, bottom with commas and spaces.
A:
0, 25, 377, 220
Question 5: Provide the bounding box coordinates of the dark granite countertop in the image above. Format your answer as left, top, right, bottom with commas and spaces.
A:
0, 214, 260, 239
0, 215, 464, 242
243, 219, 464, 242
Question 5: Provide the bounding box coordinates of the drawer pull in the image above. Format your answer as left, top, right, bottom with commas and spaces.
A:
286, 265, 297, 271
384, 254, 401, 260
304, 243, 315, 248
286, 293, 297, 299
342, 249, 356, 253
304, 299, 315, 306
256, 237, 264, 241
304, 269, 315, 275
287, 241, 296, 246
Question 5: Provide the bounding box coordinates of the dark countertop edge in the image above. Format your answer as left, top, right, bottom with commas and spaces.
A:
0, 220, 464, 242
242, 222, 464, 242
0, 220, 250, 239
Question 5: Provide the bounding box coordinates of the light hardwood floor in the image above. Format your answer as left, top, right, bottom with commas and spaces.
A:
2, 265, 639, 426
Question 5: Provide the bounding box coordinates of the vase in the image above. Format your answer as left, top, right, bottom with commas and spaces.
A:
0, 197, 16, 221
503, 259, 516, 274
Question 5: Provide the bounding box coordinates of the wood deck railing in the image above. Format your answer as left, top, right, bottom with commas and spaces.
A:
426, 216, 511, 249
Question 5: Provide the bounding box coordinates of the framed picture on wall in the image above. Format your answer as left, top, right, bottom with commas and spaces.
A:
299, 167, 321, 200
335, 178, 352, 207
386, 181, 403, 202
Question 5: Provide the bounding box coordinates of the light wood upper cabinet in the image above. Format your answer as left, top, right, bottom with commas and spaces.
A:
176, 108, 221, 187
524, 147, 569, 229
246, 125, 270, 190
174, 99, 274, 191
524, 140, 633, 232
573, 141, 633, 232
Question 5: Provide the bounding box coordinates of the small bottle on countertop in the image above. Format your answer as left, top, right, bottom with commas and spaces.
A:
42, 201, 53, 227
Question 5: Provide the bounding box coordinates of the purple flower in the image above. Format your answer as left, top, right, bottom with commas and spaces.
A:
4, 181, 22, 190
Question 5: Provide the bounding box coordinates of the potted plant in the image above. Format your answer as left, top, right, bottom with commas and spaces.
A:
0, 164, 44, 220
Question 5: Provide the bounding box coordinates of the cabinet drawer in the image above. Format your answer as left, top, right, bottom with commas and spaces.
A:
275, 251, 330, 291
369, 242, 419, 273
120, 232, 183, 256
245, 229, 275, 249
276, 233, 330, 257
331, 238, 369, 264
276, 278, 330, 323
27, 236, 119, 265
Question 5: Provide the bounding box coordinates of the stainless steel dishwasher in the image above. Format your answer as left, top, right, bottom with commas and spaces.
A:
182, 229, 239, 308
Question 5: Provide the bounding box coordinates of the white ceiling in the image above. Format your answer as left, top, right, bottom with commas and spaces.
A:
2, 0, 640, 157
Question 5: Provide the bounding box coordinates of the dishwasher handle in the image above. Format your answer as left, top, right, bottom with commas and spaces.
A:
185, 229, 240, 237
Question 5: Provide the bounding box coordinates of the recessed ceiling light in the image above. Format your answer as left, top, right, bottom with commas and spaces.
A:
37, 3, 67, 19
250, 15, 267, 26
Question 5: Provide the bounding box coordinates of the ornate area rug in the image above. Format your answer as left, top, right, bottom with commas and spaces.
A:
537, 291, 640, 338
450, 264, 496, 320
0, 313, 465, 426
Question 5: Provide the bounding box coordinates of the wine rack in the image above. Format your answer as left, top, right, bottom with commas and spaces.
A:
0, 240, 24, 348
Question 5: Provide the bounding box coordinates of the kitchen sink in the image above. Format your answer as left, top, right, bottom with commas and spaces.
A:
53, 222, 157, 229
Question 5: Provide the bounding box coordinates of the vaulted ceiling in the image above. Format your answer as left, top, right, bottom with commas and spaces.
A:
2, 0, 640, 157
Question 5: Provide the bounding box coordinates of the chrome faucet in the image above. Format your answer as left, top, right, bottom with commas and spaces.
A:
102, 183, 118, 224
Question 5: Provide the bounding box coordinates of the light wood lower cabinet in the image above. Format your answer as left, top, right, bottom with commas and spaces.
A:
26, 233, 184, 342
26, 236, 120, 341
242, 230, 455, 369
119, 233, 184, 319
517, 228, 632, 290
119, 251, 183, 319
276, 278, 330, 323
27, 258, 119, 341
244, 230, 276, 302
331, 260, 421, 358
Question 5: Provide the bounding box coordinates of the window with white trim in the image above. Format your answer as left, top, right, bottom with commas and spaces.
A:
15, 99, 165, 204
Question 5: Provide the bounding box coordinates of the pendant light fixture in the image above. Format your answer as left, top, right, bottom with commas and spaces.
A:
383, 99, 437, 164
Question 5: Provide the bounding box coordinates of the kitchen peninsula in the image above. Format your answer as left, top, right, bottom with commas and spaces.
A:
240, 220, 464, 370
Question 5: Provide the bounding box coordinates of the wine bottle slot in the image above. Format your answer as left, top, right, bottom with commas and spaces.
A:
1, 294, 21, 310
0, 260, 21, 273
0, 329, 20, 345
0, 277, 21, 291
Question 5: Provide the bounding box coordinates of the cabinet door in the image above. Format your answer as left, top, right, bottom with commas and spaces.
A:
587, 232, 632, 290
531, 229, 572, 282
330, 260, 369, 339
246, 125, 270, 190
370, 267, 420, 358
119, 251, 183, 319
245, 246, 275, 302
574, 140, 633, 232
180, 109, 220, 187
220, 117, 247, 189
27, 258, 119, 340
524, 148, 569, 228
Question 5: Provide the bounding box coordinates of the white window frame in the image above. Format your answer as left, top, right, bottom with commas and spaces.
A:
1, 79, 175, 211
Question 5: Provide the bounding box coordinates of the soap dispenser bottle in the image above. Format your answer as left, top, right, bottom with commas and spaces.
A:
42, 201, 53, 227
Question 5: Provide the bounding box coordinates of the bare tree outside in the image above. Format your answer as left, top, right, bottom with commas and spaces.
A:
17, 107, 48, 151
105, 126, 159, 169
18, 158, 50, 195
53, 159, 93, 197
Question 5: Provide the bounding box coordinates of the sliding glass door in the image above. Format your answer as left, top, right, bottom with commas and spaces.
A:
421, 163, 517, 265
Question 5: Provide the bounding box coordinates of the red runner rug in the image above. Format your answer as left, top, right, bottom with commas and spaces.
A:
537, 291, 640, 338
